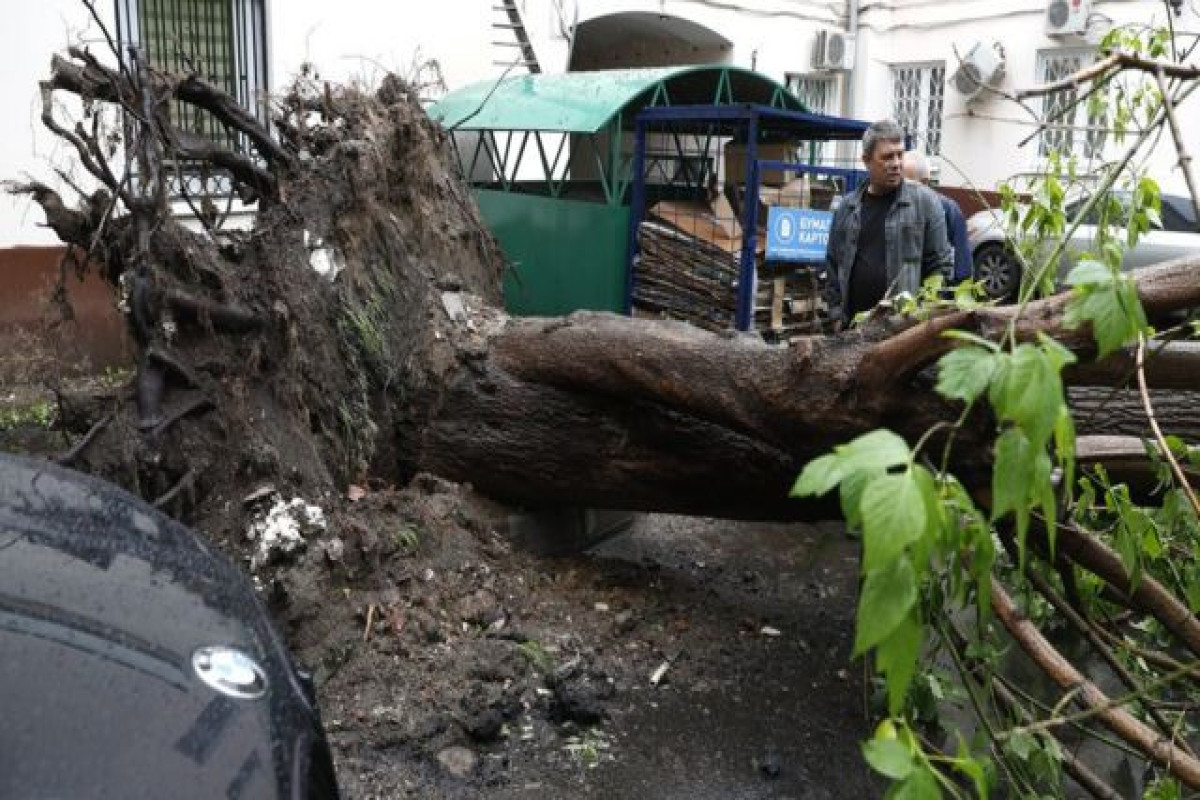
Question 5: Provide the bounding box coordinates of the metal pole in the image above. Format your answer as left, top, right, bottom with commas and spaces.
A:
736, 112, 760, 332
624, 119, 648, 316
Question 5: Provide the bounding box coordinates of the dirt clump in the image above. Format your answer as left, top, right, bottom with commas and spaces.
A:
252, 475, 880, 798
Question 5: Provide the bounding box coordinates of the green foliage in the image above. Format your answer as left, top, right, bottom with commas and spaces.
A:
391, 525, 420, 554
0, 400, 56, 431
1064, 260, 1148, 357
517, 639, 553, 673
797, 22, 1196, 798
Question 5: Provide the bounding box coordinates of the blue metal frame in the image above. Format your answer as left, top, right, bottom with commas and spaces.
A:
625, 124, 648, 315
627, 104, 868, 331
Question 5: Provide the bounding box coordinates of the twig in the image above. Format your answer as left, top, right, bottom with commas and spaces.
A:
1091, 622, 1193, 678
1136, 333, 1200, 517
1023, 566, 1194, 757
1058, 521, 1200, 658
1153, 66, 1200, 230
149, 395, 214, 437
987, 677, 1123, 800
153, 467, 195, 509
55, 412, 113, 466
1016, 52, 1200, 101
991, 579, 1200, 787
363, 603, 376, 643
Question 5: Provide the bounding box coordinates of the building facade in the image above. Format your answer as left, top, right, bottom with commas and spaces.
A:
3, 0, 1197, 251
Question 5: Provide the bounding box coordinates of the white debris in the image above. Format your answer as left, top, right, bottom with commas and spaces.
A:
246, 495, 327, 570
441, 291, 467, 323
760, 626, 782, 638
649, 661, 671, 686
304, 229, 344, 280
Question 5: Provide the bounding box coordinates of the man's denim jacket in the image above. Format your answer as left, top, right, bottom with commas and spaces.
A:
822, 180, 955, 323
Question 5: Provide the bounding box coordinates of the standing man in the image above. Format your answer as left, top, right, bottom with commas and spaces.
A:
823, 120, 953, 327
903, 150, 972, 284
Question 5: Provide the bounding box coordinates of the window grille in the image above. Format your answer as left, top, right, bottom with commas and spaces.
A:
1036, 49, 1105, 160
891, 63, 945, 155
787, 74, 837, 115
786, 73, 838, 164
115, 0, 268, 198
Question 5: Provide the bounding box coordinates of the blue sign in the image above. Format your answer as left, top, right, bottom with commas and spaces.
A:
766, 207, 833, 263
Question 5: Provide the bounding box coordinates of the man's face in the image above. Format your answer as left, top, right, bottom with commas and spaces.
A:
863, 139, 905, 193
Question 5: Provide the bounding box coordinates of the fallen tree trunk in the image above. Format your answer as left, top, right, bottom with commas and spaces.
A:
18, 38, 1200, 790
15, 47, 1200, 528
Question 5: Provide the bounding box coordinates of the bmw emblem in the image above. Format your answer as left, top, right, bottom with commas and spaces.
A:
192, 646, 268, 699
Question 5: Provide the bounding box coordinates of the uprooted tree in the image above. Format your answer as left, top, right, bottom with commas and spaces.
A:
13, 8, 1200, 797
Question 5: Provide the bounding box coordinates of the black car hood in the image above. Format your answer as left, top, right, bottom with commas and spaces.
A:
0, 455, 326, 799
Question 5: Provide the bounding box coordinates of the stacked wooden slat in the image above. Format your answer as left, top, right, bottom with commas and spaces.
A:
632, 203, 830, 340
753, 266, 824, 342
632, 219, 740, 332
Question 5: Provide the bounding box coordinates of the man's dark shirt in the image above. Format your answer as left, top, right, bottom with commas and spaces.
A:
847, 187, 897, 316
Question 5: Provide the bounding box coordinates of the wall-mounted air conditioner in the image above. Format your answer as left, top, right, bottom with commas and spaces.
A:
1045, 0, 1091, 36
952, 41, 1006, 102
812, 30, 855, 72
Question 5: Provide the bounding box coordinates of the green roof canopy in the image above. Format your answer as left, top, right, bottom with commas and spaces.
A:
428, 65, 806, 135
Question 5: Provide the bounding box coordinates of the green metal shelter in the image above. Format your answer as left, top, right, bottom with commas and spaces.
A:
428, 66, 815, 317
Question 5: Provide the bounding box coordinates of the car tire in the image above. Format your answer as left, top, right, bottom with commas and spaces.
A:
973, 243, 1019, 302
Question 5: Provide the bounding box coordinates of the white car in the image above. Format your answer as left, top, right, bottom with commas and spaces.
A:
966, 193, 1199, 300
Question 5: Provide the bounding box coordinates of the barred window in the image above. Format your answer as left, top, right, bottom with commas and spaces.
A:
115, 0, 268, 196
1036, 49, 1106, 160
891, 63, 945, 156
787, 73, 837, 115
787, 73, 838, 164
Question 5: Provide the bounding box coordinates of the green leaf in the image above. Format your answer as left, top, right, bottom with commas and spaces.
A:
863, 738, 915, 781
1054, 407, 1076, 505
936, 346, 998, 404
887, 766, 943, 800
841, 468, 874, 530
792, 454, 843, 498
992, 429, 1035, 563
862, 471, 928, 573
990, 345, 1062, 448
1064, 273, 1147, 358
1064, 259, 1111, 287
1033, 450, 1056, 555
855, 557, 918, 656
942, 329, 1001, 351
1184, 567, 1200, 614
876, 612, 923, 716
837, 429, 911, 473
954, 733, 993, 799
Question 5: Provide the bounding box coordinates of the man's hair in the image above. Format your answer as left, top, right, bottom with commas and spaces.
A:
862, 119, 905, 159
903, 149, 931, 182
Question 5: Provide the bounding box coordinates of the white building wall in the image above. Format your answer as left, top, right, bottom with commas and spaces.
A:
1, 2, 107, 247
5, 0, 1198, 247
854, 0, 1200, 195
0, 0, 505, 247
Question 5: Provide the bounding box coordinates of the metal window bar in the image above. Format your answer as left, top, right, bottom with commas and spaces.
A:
115, 0, 268, 199
891, 63, 944, 156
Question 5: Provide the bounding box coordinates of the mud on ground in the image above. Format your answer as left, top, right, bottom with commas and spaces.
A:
268, 477, 881, 799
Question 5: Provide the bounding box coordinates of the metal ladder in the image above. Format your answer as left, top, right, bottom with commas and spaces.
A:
493, 0, 541, 74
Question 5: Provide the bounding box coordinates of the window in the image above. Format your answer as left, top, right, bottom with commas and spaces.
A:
115, 0, 268, 195
786, 73, 838, 164
891, 63, 945, 155
1036, 49, 1105, 159
787, 74, 837, 115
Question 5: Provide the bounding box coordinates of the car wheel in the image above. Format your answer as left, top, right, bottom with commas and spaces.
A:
973, 243, 1019, 302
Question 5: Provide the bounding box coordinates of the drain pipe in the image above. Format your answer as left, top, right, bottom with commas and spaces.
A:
840, 0, 861, 165
844, 0, 859, 119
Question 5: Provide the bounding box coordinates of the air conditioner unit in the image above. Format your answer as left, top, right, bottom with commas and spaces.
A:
1045, 0, 1090, 36
812, 30, 855, 71
952, 41, 1006, 102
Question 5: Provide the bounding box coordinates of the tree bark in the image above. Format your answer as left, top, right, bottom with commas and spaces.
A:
16, 47, 1200, 527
